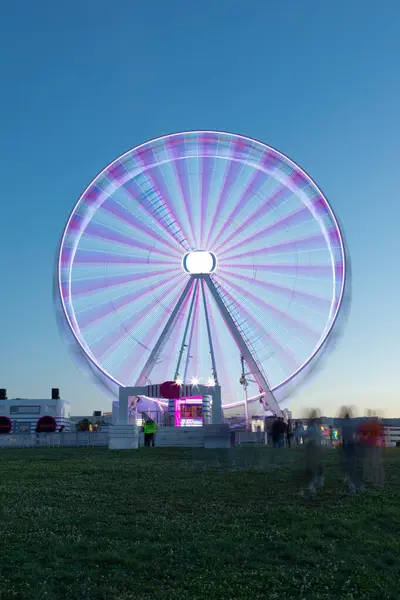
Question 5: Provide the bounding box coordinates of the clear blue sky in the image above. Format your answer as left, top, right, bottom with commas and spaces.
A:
1, 0, 399, 417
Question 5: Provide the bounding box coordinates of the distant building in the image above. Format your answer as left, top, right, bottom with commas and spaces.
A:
0, 397, 71, 433
69, 411, 113, 430
382, 419, 400, 447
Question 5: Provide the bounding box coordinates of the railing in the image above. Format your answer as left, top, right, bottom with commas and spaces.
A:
0, 431, 109, 449
234, 431, 268, 445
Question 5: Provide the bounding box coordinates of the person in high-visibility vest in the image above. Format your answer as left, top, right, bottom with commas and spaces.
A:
144, 419, 157, 447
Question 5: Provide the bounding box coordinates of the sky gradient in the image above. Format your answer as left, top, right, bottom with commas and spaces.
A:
1, 0, 399, 417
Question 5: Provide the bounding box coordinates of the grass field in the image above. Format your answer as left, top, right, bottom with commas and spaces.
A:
1, 446, 400, 600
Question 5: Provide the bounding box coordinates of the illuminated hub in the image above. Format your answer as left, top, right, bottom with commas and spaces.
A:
182, 250, 217, 274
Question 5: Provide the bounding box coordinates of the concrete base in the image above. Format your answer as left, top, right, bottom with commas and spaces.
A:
108, 425, 139, 450
203, 424, 231, 448
139, 427, 204, 447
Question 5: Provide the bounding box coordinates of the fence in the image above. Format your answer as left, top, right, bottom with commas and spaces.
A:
0, 431, 109, 449
0, 429, 270, 449
234, 431, 268, 445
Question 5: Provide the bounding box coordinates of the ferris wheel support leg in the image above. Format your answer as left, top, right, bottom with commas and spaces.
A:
204, 275, 283, 419
135, 278, 194, 387
118, 386, 130, 425
211, 385, 223, 424
200, 278, 219, 384
174, 279, 199, 380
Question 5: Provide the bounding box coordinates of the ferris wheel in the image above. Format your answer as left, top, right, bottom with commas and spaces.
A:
58, 131, 346, 418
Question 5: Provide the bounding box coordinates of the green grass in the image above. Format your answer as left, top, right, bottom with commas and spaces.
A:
1, 446, 400, 600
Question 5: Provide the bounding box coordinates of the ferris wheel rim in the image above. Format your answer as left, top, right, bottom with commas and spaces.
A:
57, 130, 347, 394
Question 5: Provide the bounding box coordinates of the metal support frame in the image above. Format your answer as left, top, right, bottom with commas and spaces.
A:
135, 278, 194, 387
240, 355, 250, 428
174, 279, 199, 380
204, 275, 283, 419
200, 278, 219, 384
183, 286, 198, 381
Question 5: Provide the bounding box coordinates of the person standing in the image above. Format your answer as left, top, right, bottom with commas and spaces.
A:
341, 412, 359, 491
303, 413, 324, 495
271, 418, 280, 448
360, 418, 384, 488
295, 421, 305, 445
287, 419, 293, 448
144, 419, 157, 447
328, 425, 334, 447
278, 418, 286, 448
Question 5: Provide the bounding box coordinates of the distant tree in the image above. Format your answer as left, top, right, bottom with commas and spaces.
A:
76, 418, 90, 432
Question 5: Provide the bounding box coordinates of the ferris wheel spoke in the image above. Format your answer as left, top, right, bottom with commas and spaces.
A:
209, 169, 274, 252
165, 138, 198, 248
105, 153, 191, 253
212, 161, 312, 256
203, 141, 251, 250
91, 276, 189, 363
207, 147, 289, 252
210, 275, 299, 373
198, 133, 222, 249
199, 156, 215, 250
213, 185, 293, 255
222, 262, 343, 280
77, 272, 185, 330
205, 146, 260, 250
99, 197, 183, 257
217, 269, 332, 313
70, 267, 181, 298
81, 220, 180, 260
68, 248, 178, 269
122, 176, 190, 253
220, 229, 341, 263
135, 277, 195, 386
215, 272, 321, 343
71, 248, 177, 269
134, 143, 194, 248
217, 197, 330, 257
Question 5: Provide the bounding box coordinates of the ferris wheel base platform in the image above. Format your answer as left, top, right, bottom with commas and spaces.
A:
203, 424, 231, 449
108, 424, 231, 450
109, 424, 139, 450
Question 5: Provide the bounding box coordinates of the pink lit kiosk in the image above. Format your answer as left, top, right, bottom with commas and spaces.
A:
109, 380, 224, 449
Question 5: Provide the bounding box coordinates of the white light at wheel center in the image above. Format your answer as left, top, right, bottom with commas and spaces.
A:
183, 251, 217, 274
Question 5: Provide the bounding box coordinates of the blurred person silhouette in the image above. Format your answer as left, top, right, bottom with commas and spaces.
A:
295, 420, 305, 445
359, 415, 384, 488
286, 419, 293, 448
340, 408, 363, 492
328, 425, 334, 447
278, 417, 286, 448
272, 418, 280, 448
302, 410, 324, 495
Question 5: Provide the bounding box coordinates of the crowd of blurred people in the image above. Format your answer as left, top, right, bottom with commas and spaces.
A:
271, 409, 385, 495
271, 418, 306, 448
302, 408, 385, 495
